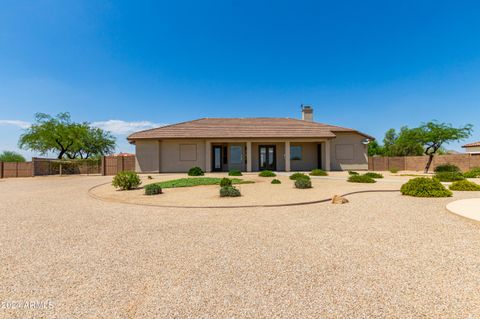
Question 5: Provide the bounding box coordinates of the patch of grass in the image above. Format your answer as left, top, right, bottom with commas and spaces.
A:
228, 169, 242, 176
364, 172, 384, 179
271, 179, 281, 184
259, 170, 276, 177
348, 175, 376, 183
401, 177, 452, 197
148, 177, 253, 189
310, 169, 328, 176
449, 180, 480, 191
434, 171, 465, 182
289, 172, 310, 180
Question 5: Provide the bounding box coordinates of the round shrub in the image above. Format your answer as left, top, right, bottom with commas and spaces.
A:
434, 171, 465, 182
220, 177, 233, 187
220, 186, 241, 197
112, 171, 141, 190
364, 172, 384, 179
188, 166, 204, 176
400, 177, 452, 197
310, 169, 328, 176
348, 175, 376, 183
390, 167, 400, 174
144, 183, 162, 195
463, 167, 480, 178
295, 178, 312, 189
228, 169, 242, 176
434, 164, 460, 173
259, 170, 276, 177
289, 172, 310, 180
449, 180, 480, 191
348, 171, 359, 176
271, 179, 281, 184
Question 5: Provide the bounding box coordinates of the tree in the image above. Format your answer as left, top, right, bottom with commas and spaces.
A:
19, 112, 116, 159
412, 121, 473, 173
0, 151, 26, 162
382, 127, 423, 157
367, 140, 385, 156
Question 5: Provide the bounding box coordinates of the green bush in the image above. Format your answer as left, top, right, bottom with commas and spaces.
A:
449, 180, 480, 191
0, 151, 26, 162
434, 171, 465, 182
220, 177, 232, 187
434, 164, 461, 173
294, 178, 312, 189
390, 167, 400, 173
112, 171, 141, 190
348, 171, 359, 176
228, 169, 242, 176
147, 175, 153, 180
463, 167, 480, 178
144, 183, 162, 195
289, 172, 310, 180
188, 166, 204, 176
259, 170, 276, 177
310, 169, 328, 176
401, 177, 452, 197
271, 179, 281, 184
348, 175, 376, 183
364, 172, 384, 179
220, 186, 241, 197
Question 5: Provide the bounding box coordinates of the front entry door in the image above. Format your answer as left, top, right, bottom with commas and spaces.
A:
259, 145, 276, 171
212, 146, 223, 171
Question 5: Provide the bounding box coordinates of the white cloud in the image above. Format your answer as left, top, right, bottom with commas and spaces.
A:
92, 120, 164, 135
0, 120, 31, 129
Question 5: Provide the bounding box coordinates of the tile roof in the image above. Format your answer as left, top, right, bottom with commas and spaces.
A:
127, 118, 373, 140
463, 141, 480, 148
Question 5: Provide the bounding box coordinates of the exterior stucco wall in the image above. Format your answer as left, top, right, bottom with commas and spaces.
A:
465, 146, 480, 153
159, 139, 206, 172
290, 142, 318, 171
329, 133, 368, 170
135, 140, 160, 173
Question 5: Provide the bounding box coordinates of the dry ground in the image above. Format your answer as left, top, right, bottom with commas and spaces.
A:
1, 175, 480, 318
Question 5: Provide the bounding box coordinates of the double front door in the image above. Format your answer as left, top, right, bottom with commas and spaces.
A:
259, 145, 276, 171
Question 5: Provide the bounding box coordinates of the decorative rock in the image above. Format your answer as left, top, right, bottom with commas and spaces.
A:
331, 195, 349, 204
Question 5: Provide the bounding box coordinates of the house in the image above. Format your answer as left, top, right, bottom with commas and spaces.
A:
127, 106, 373, 173
462, 141, 480, 154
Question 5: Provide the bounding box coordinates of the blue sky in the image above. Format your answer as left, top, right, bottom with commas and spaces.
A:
1, 0, 480, 159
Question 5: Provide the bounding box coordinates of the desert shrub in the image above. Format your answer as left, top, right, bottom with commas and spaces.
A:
220, 177, 232, 187
295, 178, 312, 189
188, 166, 204, 176
259, 170, 276, 177
228, 169, 242, 176
400, 177, 452, 197
271, 179, 281, 184
220, 186, 241, 197
449, 180, 480, 191
364, 172, 384, 179
434, 171, 465, 182
390, 167, 400, 174
310, 169, 328, 176
463, 167, 480, 178
289, 172, 310, 180
147, 175, 153, 180
144, 183, 162, 195
112, 171, 141, 190
348, 175, 376, 183
434, 164, 461, 173
348, 171, 359, 176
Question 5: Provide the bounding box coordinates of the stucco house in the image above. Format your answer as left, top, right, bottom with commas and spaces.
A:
127, 106, 373, 173
462, 141, 480, 154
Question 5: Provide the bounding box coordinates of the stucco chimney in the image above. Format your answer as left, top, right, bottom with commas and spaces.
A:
301, 105, 313, 121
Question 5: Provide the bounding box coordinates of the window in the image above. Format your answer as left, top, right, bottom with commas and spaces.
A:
179, 144, 197, 161
230, 145, 242, 164
290, 146, 302, 160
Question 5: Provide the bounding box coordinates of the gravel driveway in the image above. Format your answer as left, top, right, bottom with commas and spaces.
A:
1, 175, 480, 318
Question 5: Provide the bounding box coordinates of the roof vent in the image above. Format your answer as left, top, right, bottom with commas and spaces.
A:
301, 105, 313, 122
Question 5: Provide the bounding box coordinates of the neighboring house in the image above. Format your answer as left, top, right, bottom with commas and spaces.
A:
127, 106, 373, 173
462, 141, 480, 154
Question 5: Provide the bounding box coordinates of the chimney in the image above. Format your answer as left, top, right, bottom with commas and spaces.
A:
301, 105, 313, 121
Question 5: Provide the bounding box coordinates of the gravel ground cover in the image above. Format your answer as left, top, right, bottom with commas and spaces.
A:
1, 175, 480, 318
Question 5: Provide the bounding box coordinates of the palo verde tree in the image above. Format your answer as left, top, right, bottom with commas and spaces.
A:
19, 112, 116, 159
412, 121, 473, 173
